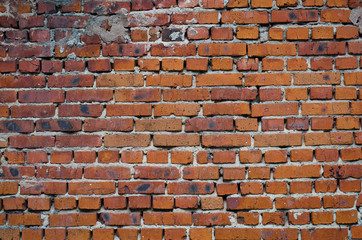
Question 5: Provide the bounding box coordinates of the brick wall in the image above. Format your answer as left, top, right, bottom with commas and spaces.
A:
0, 0, 361, 239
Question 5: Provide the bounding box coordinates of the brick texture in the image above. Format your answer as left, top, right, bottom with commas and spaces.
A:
0, 0, 361, 239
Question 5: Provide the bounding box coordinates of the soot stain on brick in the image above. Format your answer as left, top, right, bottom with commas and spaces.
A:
164, 169, 171, 177
92, 4, 107, 15
204, 184, 212, 192
237, 217, 244, 223
136, 183, 151, 192
208, 121, 216, 129
317, 43, 326, 52
289, 12, 297, 20
211, 215, 219, 222
189, 183, 198, 194
4, 122, 21, 132
203, 46, 210, 53
123, 185, 130, 193
309, 11, 316, 18
0, 172, 5, 178
80, 105, 90, 114
118, 45, 123, 54
71, 77, 80, 85
134, 48, 140, 54
131, 214, 138, 224
109, 3, 119, 12
101, 213, 109, 223
57, 120, 73, 130
41, 121, 51, 130
323, 74, 330, 80
35, 184, 43, 191
22, 93, 29, 100
334, 166, 344, 178
9, 168, 19, 177
134, 94, 149, 100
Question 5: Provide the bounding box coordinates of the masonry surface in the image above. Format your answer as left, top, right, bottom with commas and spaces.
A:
0, 0, 361, 239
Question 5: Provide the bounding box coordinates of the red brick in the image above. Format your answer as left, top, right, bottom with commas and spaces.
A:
194, 213, 231, 226
340, 148, 362, 161
240, 182, 263, 195
301, 228, 348, 240
129, 195, 151, 209
290, 181, 312, 194
0, 61, 16, 73
187, 27, 209, 40
211, 28, 233, 40
274, 165, 321, 179
323, 195, 356, 208
56, 135, 101, 148
116, 228, 138, 240
153, 196, 174, 210
271, 10, 318, 23
227, 197, 273, 210
216, 183, 238, 196
54, 197, 76, 210
19, 90, 64, 103
265, 150, 287, 163
248, 167, 271, 179
311, 212, 333, 224
275, 196, 321, 209
175, 196, 198, 209
69, 182, 115, 195
93, 229, 114, 240
248, 43, 296, 57
222, 11, 268, 24
262, 119, 284, 131
265, 182, 287, 194
78, 197, 101, 210
311, 117, 334, 130
199, 43, 246, 56
144, 212, 191, 225
162, 58, 184, 71
104, 196, 127, 210
310, 87, 333, 99
147, 151, 168, 163
237, 58, 259, 71
41, 60, 62, 73
97, 74, 143, 87
263, 212, 285, 225
290, 149, 313, 162
224, 167, 246, 180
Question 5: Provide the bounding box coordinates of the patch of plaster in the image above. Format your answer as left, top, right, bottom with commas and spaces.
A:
350, 7, 362, 33
86, 10, 130, 43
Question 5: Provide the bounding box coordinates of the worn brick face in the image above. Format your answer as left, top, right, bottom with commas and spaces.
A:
0, 0, 360, 238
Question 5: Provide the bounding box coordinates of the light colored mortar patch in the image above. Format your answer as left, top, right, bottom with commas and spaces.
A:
86, 10, 130, 43
350, 7, 362, 33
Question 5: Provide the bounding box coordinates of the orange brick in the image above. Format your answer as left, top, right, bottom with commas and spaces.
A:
286, 27, 309, 40
269, 28, 283, 40
312, 27, 334, 40
236, 27, 259, 39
